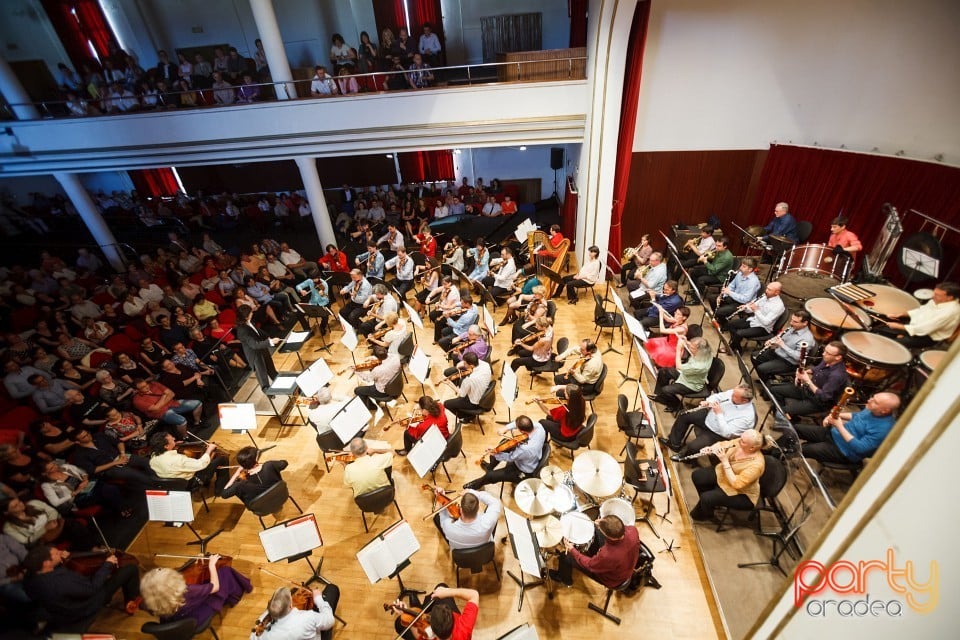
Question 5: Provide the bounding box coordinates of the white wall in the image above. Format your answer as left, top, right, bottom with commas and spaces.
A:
455, 0, 572, 64
0, 0, 71, 73
635, 0, 960, 165
469, 144, 573, 200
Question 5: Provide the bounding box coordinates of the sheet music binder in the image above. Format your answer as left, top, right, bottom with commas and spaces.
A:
355, 519, 420, 584
259, 513, 324, 563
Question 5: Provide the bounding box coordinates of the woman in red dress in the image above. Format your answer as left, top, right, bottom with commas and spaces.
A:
535, 384, 586, 443
645, 306, 692, 368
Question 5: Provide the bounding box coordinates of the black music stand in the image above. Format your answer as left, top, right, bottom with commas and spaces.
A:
538, 264, 564, 300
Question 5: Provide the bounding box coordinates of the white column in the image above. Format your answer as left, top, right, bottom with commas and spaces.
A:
295, 157, 336, 247
248, 0, 296, 100
54, 172, 126, 272
0, 55, 41, 120
575, 0, 639, 263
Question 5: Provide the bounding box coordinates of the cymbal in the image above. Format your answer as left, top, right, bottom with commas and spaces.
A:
531, 515, 562, 548
571, 450, 623, 497
539, 465, 565, 487
514, 478, 554, 516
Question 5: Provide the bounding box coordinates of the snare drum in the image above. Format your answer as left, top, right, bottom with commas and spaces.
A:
560, 512, 596, 546
778, 244, 852, 300
804, 298, 871, 343
841, 331, 912, 384
599, 498, 637, 528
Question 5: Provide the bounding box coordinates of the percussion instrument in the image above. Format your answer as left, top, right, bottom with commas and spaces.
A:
514, 478, 554, 516
914, 288, 935, 302
777, 244, 852, 300
804, 297, 871, 342
841, 331, 912, 384
571, 451, 623, 497
917, 349, 947, 381
531, 515, 563, 550
560, 512, 595, 546
599, 498, 637, 528
539, 465, 564, 488
851, 284, 919, 320
548, 484, 576, 514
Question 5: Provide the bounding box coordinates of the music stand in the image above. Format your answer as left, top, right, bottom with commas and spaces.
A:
497, 361, 519, 426
356, 520, 422, 598
619, 307, 648, 387
503, 507, 547, 611
219, 402, 276, 456
146, 489, 222, 555
408, 347, 432, 397
538, 264, 564, 300
402, 301, 424, 346
337, 315, 360, 377
901, 247, 940, 289
259, 374, 302, 426
299, 303, 334, 354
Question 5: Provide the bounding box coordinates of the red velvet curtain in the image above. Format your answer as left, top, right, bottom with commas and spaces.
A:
373, 0, 408, 38
608, 1, 651, 271
569, 0, 588, 48
408, 0, 444, 51
397, 150, 454, 183
130, 168, 180, 198
41, 0, 98, 71
749, 145, 960, 268
73, 0, 114, 58
561, 177, 578, 246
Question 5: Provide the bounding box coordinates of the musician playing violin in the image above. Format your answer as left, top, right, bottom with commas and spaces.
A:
396, 396, 449, 456
148, 432, 229, 494
434, 488, 501, 549
393, 585, 480, 640
536, 384, 586, 443
463, 416, 545, 491
552, 339, 603, 396
139, 554, 252, 627
354, 346, 401, 411
342, 437, 394, 496
689, 429, 765, 522
317, 244, 349, 273
220, 446, 288, 505
446, 324, 488, 364
251, 583, 340, 640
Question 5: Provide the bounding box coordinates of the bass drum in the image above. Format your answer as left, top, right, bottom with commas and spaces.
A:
804, 298, 871, 343
778, 244, 852, 301
841, 331, 912, 385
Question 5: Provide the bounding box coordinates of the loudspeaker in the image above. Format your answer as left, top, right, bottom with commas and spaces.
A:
550, 147, 564, 171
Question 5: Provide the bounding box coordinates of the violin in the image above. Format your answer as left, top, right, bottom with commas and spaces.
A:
439, 365, 473, 384
421, 483, 461, 519
383, 409, 422, 432
178, 554, 234, 585
253, 579, 314, 636
477, 431, 529, 466
518, 329, 546, 346
383, 602, 432, 640
336, 357, 380, 375
325, 451, 357, 464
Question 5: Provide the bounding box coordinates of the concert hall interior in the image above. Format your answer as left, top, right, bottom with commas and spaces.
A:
0, 0, 958, 639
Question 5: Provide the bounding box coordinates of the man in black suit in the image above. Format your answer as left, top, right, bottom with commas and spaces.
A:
155, 50, 178, 83
235, 304, 279, 388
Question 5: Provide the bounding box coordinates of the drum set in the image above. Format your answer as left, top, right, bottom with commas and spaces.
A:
518, 451, 634, 554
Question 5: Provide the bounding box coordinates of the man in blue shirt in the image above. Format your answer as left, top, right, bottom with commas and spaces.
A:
463, 416, 546, 490
437, 295, 479, 351
761, 201, 799, 244
712, 258, 762, 326
795, 392, 899, 464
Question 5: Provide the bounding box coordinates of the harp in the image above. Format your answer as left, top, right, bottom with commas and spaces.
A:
527, 230, 571, 298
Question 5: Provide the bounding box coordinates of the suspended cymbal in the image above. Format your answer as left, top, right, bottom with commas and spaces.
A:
539, 465, 565, 488
571, 450, 623, 497
514, 478, 554, 516
530, 515, 562, 549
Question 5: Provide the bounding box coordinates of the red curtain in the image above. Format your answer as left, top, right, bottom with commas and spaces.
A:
398, 151, 454, 183
749, 145, 960, 278
41, 0, 97, 71
130, 168, 180, 198
562, 177, 578, 246
569, 0, 588, 48
373, 0, 408, 39
408, 0, 444, 52
608, 1, 651, 271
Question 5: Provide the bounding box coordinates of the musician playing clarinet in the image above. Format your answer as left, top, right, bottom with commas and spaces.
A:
711, 259, 761, 327
659, 384, 755, 461
688, 429, 765, 522
750, 310, 815, 380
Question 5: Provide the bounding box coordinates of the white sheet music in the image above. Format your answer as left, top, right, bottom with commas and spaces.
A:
339, 317, 359, 351
504, 507, 543, 577
499, 362, 518, 408
635, 337, 658, 379
356, 520, 420, 583
610, 291, 626, 314
403, 302, 424, 330
623, 312, 648, 342
481, 305, 498, 337
285, 331, 310, 344
259, 513, 323, 562
409, 348, 431, 384
296, 358, 334, 396
514, 219, 537, 243
218, 403, 257, 431
145, 490, 194, 523
268, 375, 299, 394
408, 425, 447, 478
629, 287, 646, 300
330, 396, 373, 444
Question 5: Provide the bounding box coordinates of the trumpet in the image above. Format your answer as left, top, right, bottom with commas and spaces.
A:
677, 443, 737, 462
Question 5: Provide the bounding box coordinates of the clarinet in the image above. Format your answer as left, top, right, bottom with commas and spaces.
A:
755, 327, 789, 357
716, 269, 737, 307
794, 342, 808, 386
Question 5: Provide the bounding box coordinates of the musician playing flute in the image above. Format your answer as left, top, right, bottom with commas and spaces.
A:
649, 337, 711, 413
793, 392, 899, 466
767, 341, 849, 419
659, 384, 755, 460
689, 429, 765, 522
724, 281, 785, 354
750, 310, 815, 380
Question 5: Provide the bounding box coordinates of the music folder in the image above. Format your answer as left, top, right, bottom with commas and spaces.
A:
259, 513, 323, 563
145, 490, 194, 523
356, 520, 420, 584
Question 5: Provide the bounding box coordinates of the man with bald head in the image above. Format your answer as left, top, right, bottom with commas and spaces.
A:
726, 281, 785, 353
794, 392, 900, 465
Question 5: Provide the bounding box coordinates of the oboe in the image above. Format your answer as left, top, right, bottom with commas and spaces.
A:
755, 327, 789, 357
677, 443, 737, 461
794, 342, 808, 386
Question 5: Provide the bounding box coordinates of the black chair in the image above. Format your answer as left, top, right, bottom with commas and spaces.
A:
246, 480, 303, 529
582, 363, 608, 412
545, 300, 557, 321
715, 455, 788, 532
455, 380, 496, 435
142, 614, 219, 639
354, 483, 403, 532
314, 423, 351, 473
552, 413, 596, 459
593, 294, 624, 349
528, 337, 567, 389
818, 459, 864, 481
397, 332, 415, 382
587, 542, 656, 625
377, 370, 407, 420
327, 271, 352, 301
677, 358, 725, 412
624, 441, 668, 538
617, 393, 655, 446
796, 220, 813, 244
499, 436, 552, 499
432, 420, 466, 483
452, 541, 500, 587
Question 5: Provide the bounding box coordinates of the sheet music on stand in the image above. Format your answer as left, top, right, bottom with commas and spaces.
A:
497, 624, 540, 640
403, 301, 424, 331
499, 362, 519, 409
635, 337, 657, 380
409, 348, 431, 385
481, 305, 498, 337
356, 520, 420, 583
296, 358, 334, 397
338, 314, 359, 352
902, 247, 940, 278
218, 403, 257, 432
503, 508, 543, 578
514, 219, 538, 243
329, 396, 373, 444
407, 425, 447, 477
279, 330, 310, 353
259, 513, 324, 563
265, 374, 299, 395
623, 311, 648, 343
145, 490, 194, 523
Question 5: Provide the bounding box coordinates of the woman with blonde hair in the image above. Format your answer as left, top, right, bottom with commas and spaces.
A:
140, 554, 251, 625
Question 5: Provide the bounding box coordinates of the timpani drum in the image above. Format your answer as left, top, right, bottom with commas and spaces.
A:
777, 244, 852, 300
599, 498, 637, 528
853, 284, 919, 320
804, 298, 872, 343
917, 349, 947, 382
914, 288, 935, 302
841, 331, 913, 384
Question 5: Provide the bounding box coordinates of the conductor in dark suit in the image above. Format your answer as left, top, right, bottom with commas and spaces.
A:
236, 304, 279, 388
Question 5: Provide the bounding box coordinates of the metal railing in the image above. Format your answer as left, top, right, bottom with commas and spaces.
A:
1, 56, 587, 122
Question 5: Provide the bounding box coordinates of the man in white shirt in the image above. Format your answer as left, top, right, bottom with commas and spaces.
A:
481, 196, 502, 217
727, 281, 785, 353
627, 252, 667, 309
879, 281, 960, 348
279, 242, 319, 279
138, 279, 164, 304
444, 353, 492, 418
660, 384, 755, 461
148, 432, 229, 492
310, 66, 338, 97
435, 489, 501, 550
354, 346, 401, 410
562, 245, 603, 303
485, 247, 518, 300
385, 246, 416, 298
251, 584, 339, 640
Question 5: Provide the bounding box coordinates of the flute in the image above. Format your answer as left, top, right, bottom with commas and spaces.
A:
677, 443, 736, 461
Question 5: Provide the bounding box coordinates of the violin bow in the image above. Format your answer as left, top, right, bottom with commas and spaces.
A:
393, 598, 435, 640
